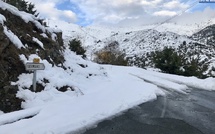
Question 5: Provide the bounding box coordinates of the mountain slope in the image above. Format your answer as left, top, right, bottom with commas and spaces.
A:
192, 24, 215, 47
48, 18, 215, 77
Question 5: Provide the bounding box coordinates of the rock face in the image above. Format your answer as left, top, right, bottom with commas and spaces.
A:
0, 8, 64, 112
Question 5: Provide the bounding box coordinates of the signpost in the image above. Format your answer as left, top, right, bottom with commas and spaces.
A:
25, 58, 45, 92
25, 63, 45, 71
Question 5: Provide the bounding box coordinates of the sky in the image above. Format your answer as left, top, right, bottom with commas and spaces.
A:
25, 0, 215, 27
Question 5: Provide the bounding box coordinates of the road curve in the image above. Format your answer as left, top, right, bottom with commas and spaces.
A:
82, 89, 215, 134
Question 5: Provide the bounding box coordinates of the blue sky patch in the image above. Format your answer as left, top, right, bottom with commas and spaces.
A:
56, 0, 92, 26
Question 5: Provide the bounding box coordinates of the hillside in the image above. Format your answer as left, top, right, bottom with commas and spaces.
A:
49, 19, 215, 77
0, 1, 64, 112
192, 24, 215, 47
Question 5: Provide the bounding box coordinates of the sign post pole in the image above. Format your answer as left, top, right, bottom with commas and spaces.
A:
33, 70, 37, 91
25, 58, 45, 92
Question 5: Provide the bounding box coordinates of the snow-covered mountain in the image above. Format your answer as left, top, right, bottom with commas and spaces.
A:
48, 17, 215, 39
48, 18, 215, 56
192, 24, 215, 46
48, 19, 215, 76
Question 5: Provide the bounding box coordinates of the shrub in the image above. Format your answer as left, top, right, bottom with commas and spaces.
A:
95, 51, 128, 66
152, 47, 183, 74
6, 0, 39, 17
127, 55, 146, 68
68, 39, 86, 58
151, 46, 209, 78
94, 41, 128, 66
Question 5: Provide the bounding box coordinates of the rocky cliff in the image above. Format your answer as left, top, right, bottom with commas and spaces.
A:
0, 2, 64, 112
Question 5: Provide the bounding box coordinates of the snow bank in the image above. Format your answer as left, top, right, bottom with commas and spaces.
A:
0, 107, 41, 126
130, 73, 188, 94
0, 45, 161, 134
142, 68, 215, 91
0, 65, 160, 134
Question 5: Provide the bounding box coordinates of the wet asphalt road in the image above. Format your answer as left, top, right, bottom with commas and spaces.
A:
83, 89, 215, 134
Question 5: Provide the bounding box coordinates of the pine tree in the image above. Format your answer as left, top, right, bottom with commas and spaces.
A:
69, 39, 86, 58
4, 0, 39, 17
151, 46, 209, 78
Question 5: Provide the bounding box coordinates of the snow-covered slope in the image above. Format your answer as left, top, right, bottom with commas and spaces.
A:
47, 18, 215, 77
96, 30, 193, 57
47, 19, 215, 58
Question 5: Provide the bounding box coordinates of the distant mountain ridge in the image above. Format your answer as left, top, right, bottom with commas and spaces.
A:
47, 18, 215, 51
48, 19, 215, 77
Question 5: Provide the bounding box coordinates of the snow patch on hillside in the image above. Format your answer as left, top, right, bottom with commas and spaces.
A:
32, 37, 44, 49
3, 26, 25, 49
0, 14, 6, 24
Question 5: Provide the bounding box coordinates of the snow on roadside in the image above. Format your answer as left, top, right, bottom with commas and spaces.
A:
0, 46, 215, 134
150, 72, 215, 91
0, 107, 41, 126
0, 45, 161, 134
137, 68, 215, 91
130, 73, 188, 94
0, 65, 160, 134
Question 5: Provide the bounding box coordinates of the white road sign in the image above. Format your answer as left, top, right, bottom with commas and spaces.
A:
25, 62, 45, 70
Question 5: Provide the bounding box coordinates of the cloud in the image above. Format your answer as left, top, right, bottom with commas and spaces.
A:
163, 0, 189, 9
169, 7, 215, 25
26, 0, 77, 22
153, 10, 177, 16
69, 0, 190, 25
25, 0, 215, 27
70, 0, 149, 25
